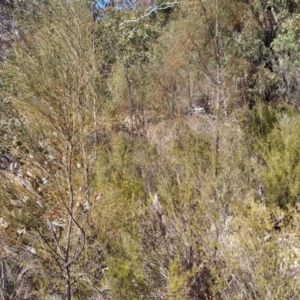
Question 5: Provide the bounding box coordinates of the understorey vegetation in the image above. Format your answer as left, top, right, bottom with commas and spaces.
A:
0, 0, 300, 299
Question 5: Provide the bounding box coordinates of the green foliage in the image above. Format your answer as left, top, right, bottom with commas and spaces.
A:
93, 135, 159, 298
240, 101, 278, 139
2, 0, 300, 299
167, 260, 190, 299
156, 124, 213, 211
97, 7, 162, 66
106, 233, 150, 300
272, 14, 300, 102
95, 135, 148, 204
260, 113, 300, 207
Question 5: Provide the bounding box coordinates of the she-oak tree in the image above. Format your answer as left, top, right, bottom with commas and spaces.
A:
0, 0, 107, 299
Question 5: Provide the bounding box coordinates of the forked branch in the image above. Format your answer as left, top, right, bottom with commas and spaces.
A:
119, 1, 179, 26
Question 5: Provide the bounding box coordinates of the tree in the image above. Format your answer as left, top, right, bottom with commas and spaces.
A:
0, 0, 106, 298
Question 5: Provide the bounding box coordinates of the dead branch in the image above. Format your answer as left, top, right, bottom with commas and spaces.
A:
119, 1, 179, 26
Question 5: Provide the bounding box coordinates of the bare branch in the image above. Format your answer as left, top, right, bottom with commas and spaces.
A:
119, 1, 179, 27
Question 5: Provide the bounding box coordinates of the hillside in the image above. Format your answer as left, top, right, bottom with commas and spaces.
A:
0, 0, 300, 299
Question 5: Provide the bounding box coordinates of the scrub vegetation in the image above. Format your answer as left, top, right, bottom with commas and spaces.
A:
0, 0, 300, 299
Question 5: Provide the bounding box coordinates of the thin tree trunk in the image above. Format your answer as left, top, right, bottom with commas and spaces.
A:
64, 143, 74, 300
124, 62, 135, 133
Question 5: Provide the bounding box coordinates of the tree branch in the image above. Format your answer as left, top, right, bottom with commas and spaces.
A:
119, 1, 179, 27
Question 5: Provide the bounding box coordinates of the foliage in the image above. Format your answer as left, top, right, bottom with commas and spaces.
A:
0, 0, 105, 298
1, 0, 300, 299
